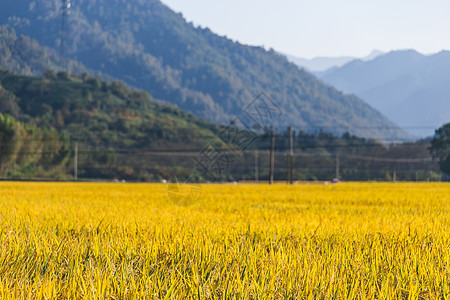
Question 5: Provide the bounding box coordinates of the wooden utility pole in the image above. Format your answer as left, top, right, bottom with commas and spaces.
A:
255, 150, 259, 184
74, 143, 78, 181
335, 152, 340, 180
270, 131, 275, 185
289, 126, 294, 184
286, 153, 290, 184
393, 165, 397, 182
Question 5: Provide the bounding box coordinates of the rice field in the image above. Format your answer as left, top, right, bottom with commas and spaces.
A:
0, 182, 449, 299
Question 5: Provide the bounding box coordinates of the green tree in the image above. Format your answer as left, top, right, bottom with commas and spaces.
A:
0, 113, 71, 178
430, 123, 450, 175
0, 113, 20, 171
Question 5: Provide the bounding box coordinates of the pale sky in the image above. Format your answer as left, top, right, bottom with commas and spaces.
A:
162, 0, 450, 59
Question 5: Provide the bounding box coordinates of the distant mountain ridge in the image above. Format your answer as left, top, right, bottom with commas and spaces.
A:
316, 49, 450, 137
285, 50, 384, 72
0, 0, 408, 140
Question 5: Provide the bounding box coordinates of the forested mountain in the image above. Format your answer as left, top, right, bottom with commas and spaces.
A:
0, 0, 408, 140
0, 68, 220, 148
0, 68, 438, 181
0, 26, 102, 78
0, 68, 222, 179
0, 68, 437, 181
317, 50, 450, 137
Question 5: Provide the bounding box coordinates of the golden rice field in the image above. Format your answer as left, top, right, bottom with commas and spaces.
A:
0, 182, 450, 299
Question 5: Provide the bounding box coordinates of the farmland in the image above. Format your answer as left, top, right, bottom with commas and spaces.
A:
0, 182, 449, 298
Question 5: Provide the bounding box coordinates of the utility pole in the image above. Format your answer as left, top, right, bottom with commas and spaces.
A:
270, 131, 275, 185
289, 126, 294, 184
335, 152, 340, 181
286, 153, 290, 184
255, 150, 259, 184
393, 165, 397, 182
74, 143, 78, 181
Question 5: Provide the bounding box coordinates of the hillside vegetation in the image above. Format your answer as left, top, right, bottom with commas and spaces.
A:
0, 0, 408, 140
0, 112, 69, 178
0, 68, 221, 179
0, 69, 438, 181
0, 26, 100, 78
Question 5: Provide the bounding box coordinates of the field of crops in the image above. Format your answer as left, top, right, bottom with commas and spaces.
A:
0, 182, 449, 298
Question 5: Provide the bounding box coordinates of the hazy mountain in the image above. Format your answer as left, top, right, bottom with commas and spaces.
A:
317, 50, 450, 137
0, 0, 407, 140
285, 50, 384, 72
285, 55, 354, 73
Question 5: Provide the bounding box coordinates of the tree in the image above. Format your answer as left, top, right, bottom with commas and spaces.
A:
430, 123, 450, 175
0, 113, 19, 171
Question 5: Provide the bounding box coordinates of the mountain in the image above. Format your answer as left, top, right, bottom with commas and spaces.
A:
317, 50, 450, 137
0, 68, 224, 180
0, 68, 220, 150
285, 50, 384, 72
0, 0, 407, 140
0, 69, 436, 182
0, 26, 106, 79
285, 55, 354, 73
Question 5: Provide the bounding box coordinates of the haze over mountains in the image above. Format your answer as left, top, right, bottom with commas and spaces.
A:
316, 50, 450, 137
0, 0, 408, 140
285, 50, 384, 72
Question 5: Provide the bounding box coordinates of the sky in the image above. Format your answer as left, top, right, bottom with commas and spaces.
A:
162, 0, 450, 59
